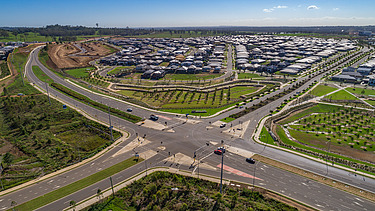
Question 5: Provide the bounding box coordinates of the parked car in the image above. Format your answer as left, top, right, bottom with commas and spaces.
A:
214, 149, 223, 155
220, 123, 226, 128
239, 106, 244, 109
246, 158, 255, 164
127, 108, 133, 112
150, 114, 159, 121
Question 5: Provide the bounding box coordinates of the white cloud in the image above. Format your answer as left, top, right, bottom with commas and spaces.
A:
333, 8, 339, 11
263, 9, 274, 13
263, 5, 287, 13
274, 6, 288, 9
307, 5, 319, 10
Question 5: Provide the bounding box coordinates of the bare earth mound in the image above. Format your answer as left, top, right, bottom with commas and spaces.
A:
47, 42, 115, 69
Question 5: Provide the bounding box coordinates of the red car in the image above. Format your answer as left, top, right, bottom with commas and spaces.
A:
214, 149, 223, 155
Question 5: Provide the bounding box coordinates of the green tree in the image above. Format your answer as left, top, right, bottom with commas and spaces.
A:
3, 152, 14, 165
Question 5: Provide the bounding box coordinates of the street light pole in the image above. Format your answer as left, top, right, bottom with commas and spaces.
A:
219, 140, 224, 194
108, 106, 113, 142
45, 81, 51, 106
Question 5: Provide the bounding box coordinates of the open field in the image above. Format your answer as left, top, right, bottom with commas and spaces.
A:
237, 72, 264, 79
309, 84, 338, 97
118, 86, 259, 109
65, 67, 96, 78
85, 171, 301, 211
326, 89, 358, 100
107, 66, 134, 76
346, 87, 375, 97
276, 103, 375, 163
0, 32, 53, 42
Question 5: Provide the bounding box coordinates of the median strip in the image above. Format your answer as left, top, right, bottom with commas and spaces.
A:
32, 65, 142, 123
14, 157, 143, 211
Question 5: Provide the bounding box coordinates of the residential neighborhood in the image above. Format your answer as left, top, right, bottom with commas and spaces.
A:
99, 37, 227, 79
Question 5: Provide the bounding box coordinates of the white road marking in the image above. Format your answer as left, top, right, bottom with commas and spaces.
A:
353, 201, 362, 207
315, 204, 324, 208
355, 197, 364, 202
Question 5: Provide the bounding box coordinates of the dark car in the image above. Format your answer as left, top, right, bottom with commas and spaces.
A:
150, 114, 159, 121
218, 147, 226, 153
127, 108, 133, 112
246, 158, 255, 164
214, 149, 222, 155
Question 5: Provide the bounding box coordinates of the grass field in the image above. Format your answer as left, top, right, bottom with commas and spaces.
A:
279, 103, 344, 124
346, 87, 375, 96
259, 127, 275, 145
277, 104, 375, 164
107, 66, 134, 76
15, 157, 142, 211
220, 117, 235, 123
164, 73, 223, 81
237, 72, 264, 79
0, 32, 53, 42
327, 89, 358, 100
32, 66, 54, 84
365, 100, 375, 106
118, 86, 259, 109
310, 84, 338, 97
65, 67, 95, 78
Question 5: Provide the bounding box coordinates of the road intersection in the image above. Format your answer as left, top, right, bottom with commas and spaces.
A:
0, 46, 374, 210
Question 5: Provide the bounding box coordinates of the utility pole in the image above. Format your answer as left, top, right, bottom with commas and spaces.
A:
108, 106, 113, 142
219, 140, 224, 194
19, 63, 24, 86
45, 81, 51, 106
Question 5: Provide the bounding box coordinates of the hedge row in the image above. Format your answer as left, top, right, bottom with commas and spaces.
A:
51, 83, 142, 123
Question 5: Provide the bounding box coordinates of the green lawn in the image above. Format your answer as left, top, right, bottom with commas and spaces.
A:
107, 66, 134, 76
279, 103, 344, 124
65, 67, 95, 78
237, 73, 264, 79
259, 127, 275, 145
164, 73, 223, 81
32, 66, 54, 84
327, 90, 358, 100
346, 87, 375, 96
310, 85, 338, 97
15, 157, 142, 211
220, 117, 235, 123
365, 100, 375, 106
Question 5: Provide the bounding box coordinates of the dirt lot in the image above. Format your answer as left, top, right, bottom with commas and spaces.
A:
47, 42, 115, 69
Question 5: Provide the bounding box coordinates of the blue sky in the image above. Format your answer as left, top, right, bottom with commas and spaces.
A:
1, 0, 374, 27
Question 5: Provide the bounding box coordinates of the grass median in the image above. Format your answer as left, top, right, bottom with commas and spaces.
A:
32, 65, 142, 123
15, 157, 143, 211
51, 82, 142, 123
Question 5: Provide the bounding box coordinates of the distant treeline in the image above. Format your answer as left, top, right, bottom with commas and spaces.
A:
1, 24, 374, 41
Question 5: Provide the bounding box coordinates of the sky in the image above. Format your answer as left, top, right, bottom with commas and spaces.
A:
1, 0, 375, 28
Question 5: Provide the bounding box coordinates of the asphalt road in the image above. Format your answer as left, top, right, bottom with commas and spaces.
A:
0, 46, 374, 210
